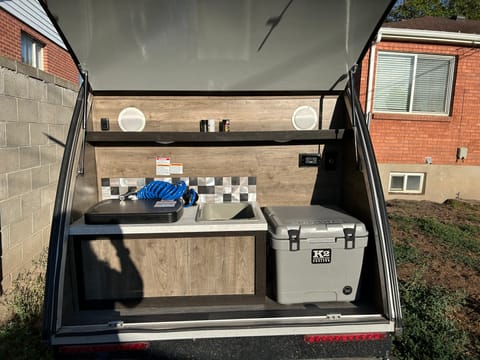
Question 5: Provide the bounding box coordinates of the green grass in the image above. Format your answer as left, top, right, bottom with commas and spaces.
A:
393, 278, 469, 360
390, 212, 480, 272
389, 201, 480, 360
393, 241, 426, 265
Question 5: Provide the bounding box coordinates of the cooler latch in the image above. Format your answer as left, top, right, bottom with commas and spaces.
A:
288, 228, 301, 251
343, 225, 356, 249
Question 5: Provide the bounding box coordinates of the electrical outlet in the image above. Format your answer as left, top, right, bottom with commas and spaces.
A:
324, 151, 337, 171
299, 153, 322, 167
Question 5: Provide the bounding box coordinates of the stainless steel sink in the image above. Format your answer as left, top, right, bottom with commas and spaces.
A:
195, 202, 257, 222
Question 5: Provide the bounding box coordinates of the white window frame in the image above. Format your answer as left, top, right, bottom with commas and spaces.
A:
388, 172, 425, 194
374, 51, 455, 116
21, 32, 44, 70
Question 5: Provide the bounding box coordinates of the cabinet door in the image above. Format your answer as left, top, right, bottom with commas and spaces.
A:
79, 236, 255, 300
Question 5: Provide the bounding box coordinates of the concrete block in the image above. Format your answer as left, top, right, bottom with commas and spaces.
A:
48, 124, 67, 144
54, 76, 71, 90
56, 105, 74, 125
0, 148, 19, 173
56, 144, 65, 163
30, 123, 49, 145
6, 123, 30, 146
18, 98, 39, 123
0, 174, 6, 201
21, 189, 41, 217
4, 70, 28, 98
38, 102, 56, 124
28, 77, 47, 102
49, 163, 60, 184
40, 183, 56, 208
0, 69, 4, 95
1, 224, 11, 253
37, 69, 55, 84
23, 231, 43, 266
0, 96, 17, 122
16, 62, 39, 80
62, 88, 76, 107
40, 144, 56, 165
7, 169, 32, 197
19, 146, 40, 169
0, 56, 16, 71
10, 216, 33, 246
33, 205, 51, 233
0, 122, 5, 147
0, 197, 22, 225
47, 83, 62, 105
2, 244, 22, 279
42, 226, 51, 247
32, 166, 50, 189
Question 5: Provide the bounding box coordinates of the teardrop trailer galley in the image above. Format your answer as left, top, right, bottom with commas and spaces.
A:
41, 0, 402, 359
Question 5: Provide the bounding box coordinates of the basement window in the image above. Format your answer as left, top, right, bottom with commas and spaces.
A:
389, 172, 425, 194
374, 52, 455, 115
21, 32, 44, 69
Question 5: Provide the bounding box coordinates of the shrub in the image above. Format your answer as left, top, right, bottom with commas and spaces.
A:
0, 249, 52, 360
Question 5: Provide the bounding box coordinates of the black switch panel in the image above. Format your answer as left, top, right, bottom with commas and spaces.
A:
100, 117, 110, 131
299, 153, 322, 167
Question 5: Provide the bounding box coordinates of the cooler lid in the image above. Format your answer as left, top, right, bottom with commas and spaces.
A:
43, 0, 394, 92
264, 206, 368, 239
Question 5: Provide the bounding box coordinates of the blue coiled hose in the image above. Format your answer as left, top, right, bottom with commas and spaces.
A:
136, 181, 197, 207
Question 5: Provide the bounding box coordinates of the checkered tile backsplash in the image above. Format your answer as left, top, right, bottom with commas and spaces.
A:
101, 177, 256, 203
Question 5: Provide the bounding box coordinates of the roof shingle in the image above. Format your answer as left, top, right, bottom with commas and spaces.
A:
384, 16, 480, 35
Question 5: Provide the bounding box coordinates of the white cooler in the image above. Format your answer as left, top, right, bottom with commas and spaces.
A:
263, 206, 368, 304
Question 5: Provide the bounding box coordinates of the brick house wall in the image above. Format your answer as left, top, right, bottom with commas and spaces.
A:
0, 7, 79, 84
360, 41, 480, 166
358, 38, 480, 201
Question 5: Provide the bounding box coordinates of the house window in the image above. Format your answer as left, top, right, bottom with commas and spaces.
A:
389, 172, 425, 194
21, 32, 44, 69
374, 52, 455, 115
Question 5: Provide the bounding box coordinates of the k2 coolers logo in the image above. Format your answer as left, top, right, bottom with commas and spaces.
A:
311, 249, 332, 264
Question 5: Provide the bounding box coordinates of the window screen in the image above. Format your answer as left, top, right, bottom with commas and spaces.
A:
389, 173, 425, 194
21, 33, 44, 69
374, 52, 454, 115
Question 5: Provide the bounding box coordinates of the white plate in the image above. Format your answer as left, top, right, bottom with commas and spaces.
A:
118, 107, 146, 132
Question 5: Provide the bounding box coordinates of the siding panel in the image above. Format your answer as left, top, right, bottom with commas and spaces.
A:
0, 0, 65, 48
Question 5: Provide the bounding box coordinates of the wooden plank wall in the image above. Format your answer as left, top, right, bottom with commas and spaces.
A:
91, 96, 337, 132
91, 96, 339, 207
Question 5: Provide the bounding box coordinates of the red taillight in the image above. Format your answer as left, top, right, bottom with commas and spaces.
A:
58, 342, 150, 354
304, 332, 387, 343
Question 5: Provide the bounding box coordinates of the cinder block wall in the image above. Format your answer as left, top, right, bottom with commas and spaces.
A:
0, 55, 78, 293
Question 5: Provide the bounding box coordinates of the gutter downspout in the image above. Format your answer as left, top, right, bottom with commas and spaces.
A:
365, 32, 381, 129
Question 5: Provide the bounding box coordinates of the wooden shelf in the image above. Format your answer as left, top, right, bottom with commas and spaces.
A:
86, 129, 345, 146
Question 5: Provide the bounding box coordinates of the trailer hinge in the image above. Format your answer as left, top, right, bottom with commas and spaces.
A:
326, 313, 342, 320
108, 320, 124, 328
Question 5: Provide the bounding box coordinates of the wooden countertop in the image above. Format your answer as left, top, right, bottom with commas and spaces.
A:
69, 203, 268, 236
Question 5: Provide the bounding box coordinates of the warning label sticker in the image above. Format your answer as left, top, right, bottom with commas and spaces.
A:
311, 249, 332, 264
